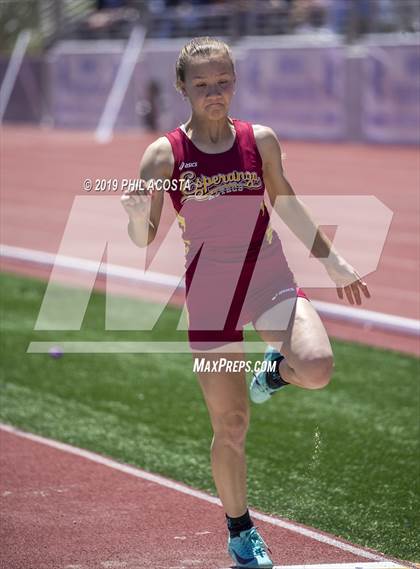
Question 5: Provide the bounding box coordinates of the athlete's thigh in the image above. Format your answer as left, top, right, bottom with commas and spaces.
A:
193, 344, 249, 427
254, 297, 333, 366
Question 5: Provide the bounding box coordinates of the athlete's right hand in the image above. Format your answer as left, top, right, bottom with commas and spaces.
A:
120, 180, 152, 220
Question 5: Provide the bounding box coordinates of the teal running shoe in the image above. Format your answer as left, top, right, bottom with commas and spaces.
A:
228, 527, 273, 568
250, 345, 286, 404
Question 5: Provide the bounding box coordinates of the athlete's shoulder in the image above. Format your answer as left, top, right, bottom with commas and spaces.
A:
251, 124, 282, 164
252, 124, 280, 145
141, 135, 174, 178
145, 135, 173, 163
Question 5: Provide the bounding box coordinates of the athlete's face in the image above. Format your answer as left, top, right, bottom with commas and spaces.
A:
181, 55, 235, 119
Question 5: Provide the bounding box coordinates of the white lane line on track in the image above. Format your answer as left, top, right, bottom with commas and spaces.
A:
0, 243, 181, 288
224, 561, 407, 569
1, 243, 419, 337
0, 423, 401, 563
280, 564, 407, 569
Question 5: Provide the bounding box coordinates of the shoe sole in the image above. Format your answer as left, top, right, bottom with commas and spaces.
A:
228, 549, 273, 568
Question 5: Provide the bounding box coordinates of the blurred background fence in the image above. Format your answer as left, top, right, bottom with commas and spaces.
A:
0, 0, 419, 143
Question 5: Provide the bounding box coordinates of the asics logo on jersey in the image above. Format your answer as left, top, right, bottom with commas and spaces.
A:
179, 161, 198, 171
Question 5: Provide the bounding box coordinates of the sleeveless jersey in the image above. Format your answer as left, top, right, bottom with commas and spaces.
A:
165, 118, 281, 272
164, 119, 305, 347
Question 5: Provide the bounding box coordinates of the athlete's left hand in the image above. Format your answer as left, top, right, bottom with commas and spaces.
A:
323, 256, 371, 305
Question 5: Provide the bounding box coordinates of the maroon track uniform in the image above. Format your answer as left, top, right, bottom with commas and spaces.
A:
165, 118, 307, 349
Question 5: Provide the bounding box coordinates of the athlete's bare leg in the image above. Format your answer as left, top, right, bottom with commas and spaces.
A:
254, 297, 334, 389
194, 345, 249, 517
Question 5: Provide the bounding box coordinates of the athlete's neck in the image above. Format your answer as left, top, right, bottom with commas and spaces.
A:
183, 116, 235, 149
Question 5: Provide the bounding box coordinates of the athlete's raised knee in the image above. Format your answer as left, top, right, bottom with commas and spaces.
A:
296, 354, 334, 389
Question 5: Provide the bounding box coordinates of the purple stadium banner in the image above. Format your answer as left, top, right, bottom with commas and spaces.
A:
0, 57, 44, 123
42, 39, 419, 145
48, 44, 137, 129
235, 46, 348, 140
361, 44, 420, 144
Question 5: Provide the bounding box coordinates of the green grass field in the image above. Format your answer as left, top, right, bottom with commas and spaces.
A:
0, 271, 419, 561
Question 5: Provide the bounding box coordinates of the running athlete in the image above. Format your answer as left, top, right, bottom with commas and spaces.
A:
121, 37, 370, 569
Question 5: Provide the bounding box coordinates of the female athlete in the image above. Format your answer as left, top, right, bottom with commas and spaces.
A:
121, 37, 370, 568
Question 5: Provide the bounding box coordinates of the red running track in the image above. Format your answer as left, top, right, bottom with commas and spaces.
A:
0, 425, 405, 569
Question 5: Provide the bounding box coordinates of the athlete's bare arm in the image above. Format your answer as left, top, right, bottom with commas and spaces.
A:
121, 137, 174, 247
253, 124, 370, 305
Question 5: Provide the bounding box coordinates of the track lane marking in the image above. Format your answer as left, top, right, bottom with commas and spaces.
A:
220, 564, 409, 569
